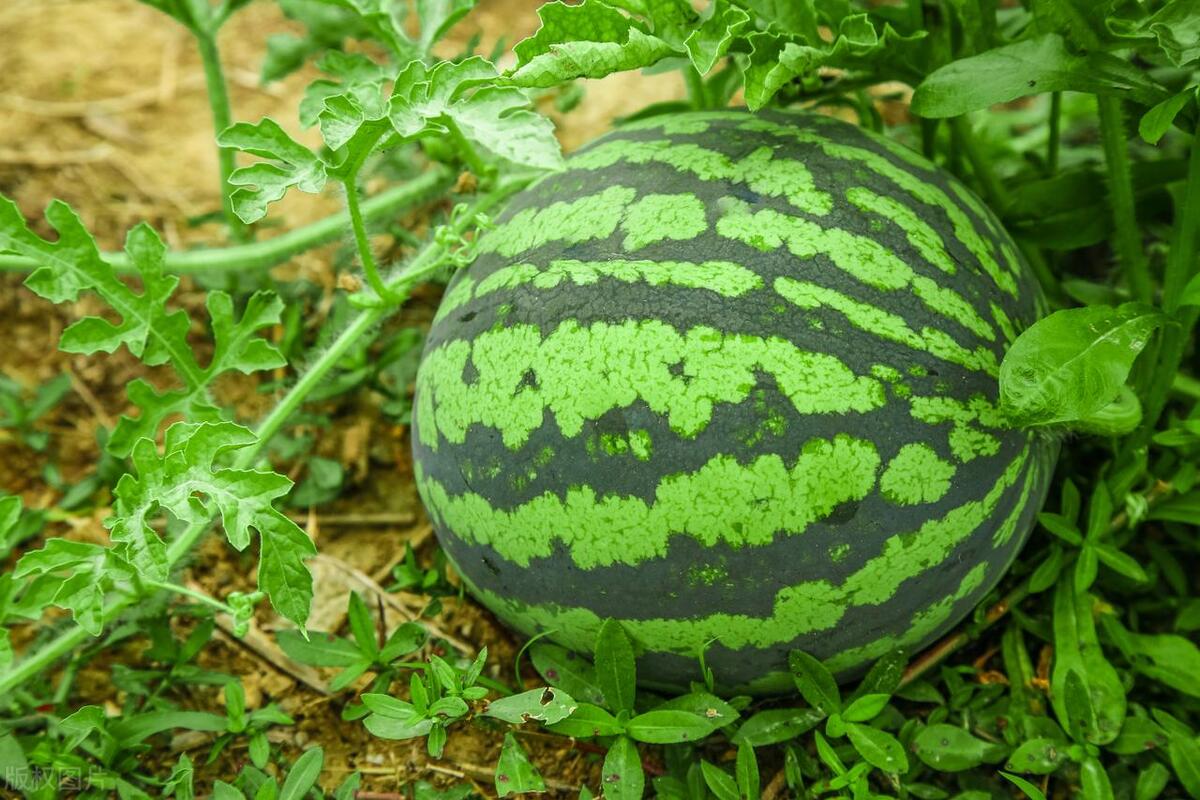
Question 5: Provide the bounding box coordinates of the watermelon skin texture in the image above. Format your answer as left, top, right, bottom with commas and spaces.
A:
412, 109, 1057, 693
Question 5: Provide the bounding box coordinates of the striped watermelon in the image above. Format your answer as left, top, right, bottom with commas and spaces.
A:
412, 109, 1057, 693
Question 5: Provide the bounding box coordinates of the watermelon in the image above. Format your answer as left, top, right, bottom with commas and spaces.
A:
412, 109, 1057, 693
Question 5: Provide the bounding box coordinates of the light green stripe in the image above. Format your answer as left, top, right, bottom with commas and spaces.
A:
993, 460, 1037, 547
420, 434, 881, 568
478, 185, 636, 258
773, 277, 999, 376
571, 138, 833, 216
458, 447, 1029, 653
990, 301, 1018, 344
719, 204, 996, 343
736, 117, 1019, 298
822, 562, 988, 674
908, 395, 1005, 463
432, 276, 476, 323
473, 259, 762, 299
846, 186, 958, 276
950, 180, 1024, 285
880, 443, 956, 506
416, 319, 886, 451
478, 185, 710, 257
619, 110, 750, 136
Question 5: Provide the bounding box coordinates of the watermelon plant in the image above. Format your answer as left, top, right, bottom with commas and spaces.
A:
0, 0, 1197, 798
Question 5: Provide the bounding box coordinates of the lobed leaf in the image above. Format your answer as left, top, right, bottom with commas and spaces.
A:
507, 0, 677, 88
218, 118, 329, 223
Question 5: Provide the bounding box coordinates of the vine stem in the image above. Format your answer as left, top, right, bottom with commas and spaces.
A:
684, 66, 709, 110
441, 117, 490, 183
1131, 120, 1200, 450
1046, 92, 1062, 176
340, 128, 394, 302
951, 116, 1008, 209
0, 178, 527, 698
0, 168, 453, 274
1097, 94, 1151, 304
195, 29, 247, 243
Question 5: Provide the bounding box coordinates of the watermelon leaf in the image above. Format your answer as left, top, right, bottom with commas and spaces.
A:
998, 303, 1164, 430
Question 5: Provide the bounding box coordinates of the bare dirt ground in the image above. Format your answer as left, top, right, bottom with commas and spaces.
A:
0, 0, 685, 794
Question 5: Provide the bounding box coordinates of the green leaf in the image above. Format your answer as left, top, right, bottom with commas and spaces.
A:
1080, 757, 1114, 800
276, 630, 362, 667
912, 34, 1163, 117
652, 692, 738, 727
280, 748, 323, 800
594, 618, 637, 713
545, 703, 624, 739
1094, 544, 1149, 583
911, 724, 1008, 771
1132, 0, 1200, 67
389, 58, 562, 171
14, 539, 112, 634
262, 0, 375, 83
1135, 762, 1171, 800
1180, 271, 1200, 308
0, 198, 285, 458
1108, 715, 1169, 755
700, 761, 739, 800
110, 422, 303, 585
844, 723, 908, 773
4, 205, 181, 361
1001, 772, 1048, 800
854, 649, 906, 698
788, 650, 840, 716
683, 0, 750, 74
1051, 580, 1126, 744
417, 0, 477, 51
495, 733, 545, 797
601, 737, 643, 800
998, 303, 1164, 429
530, 642, 606, 705
625, 710, 717, 744
507, 1, 678, 88
1005, 737, 1068, 774
842, 693, 889, 723
732, 708, 824, 747
317, 0, 419, 60
736, 742, 760, 800
1168, 734, 1200, 798
59, 705, 109, 749
1125, 632, 1200, 698
1140, 88, 1195, 144
483, 688, 578, 725
347, 592, 379, 659
217, 118, 329, 223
